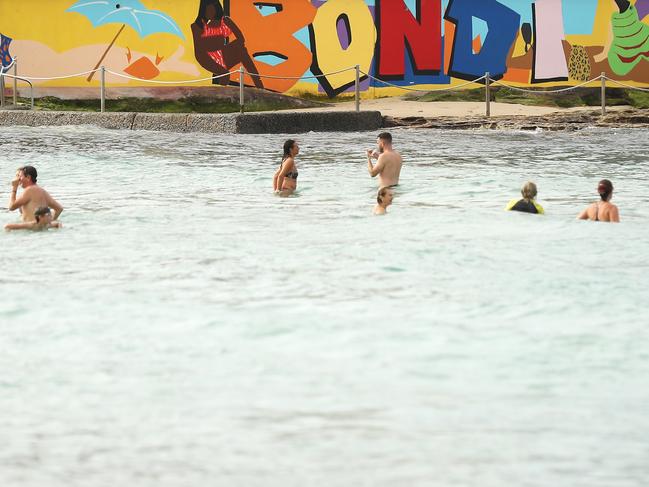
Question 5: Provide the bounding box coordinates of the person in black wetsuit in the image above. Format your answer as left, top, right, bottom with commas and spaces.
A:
505, 181, 545, 214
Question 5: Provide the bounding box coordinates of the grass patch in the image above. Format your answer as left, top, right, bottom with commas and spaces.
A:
15, 96, 308, 113
407, 87, 646, 109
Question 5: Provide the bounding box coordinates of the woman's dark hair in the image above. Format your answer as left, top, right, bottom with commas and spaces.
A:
377, 187, 389, 204
20, 165, 37, 183
282, 139, 296, 162
194, 0, 224, 25
598, 179, 613, 201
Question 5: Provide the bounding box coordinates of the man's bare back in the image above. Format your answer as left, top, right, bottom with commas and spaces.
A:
9, 166, 63, 222
367, 132, 402, 188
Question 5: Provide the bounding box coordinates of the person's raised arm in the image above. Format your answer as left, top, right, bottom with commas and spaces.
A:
8, 176, 20, 211
45, 192, 63, 220
9, 189, 30, 212
367, 153, 385, 178
224, 16, 245, 43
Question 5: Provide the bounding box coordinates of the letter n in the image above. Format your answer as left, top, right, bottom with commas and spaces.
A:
376, 0, 442, 80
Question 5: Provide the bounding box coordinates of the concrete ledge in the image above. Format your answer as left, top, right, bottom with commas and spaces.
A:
0, 110, 382, 134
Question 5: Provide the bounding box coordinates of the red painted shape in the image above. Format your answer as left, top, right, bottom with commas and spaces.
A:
378, 0, 442, 77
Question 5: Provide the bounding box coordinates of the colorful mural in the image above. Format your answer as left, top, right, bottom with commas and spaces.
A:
1, 0, 649, 96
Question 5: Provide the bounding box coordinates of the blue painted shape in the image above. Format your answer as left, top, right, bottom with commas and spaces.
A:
255, 4, 282, 17
0, 34, 13, 72
445, 0, 520, 80
253, 53, 287, 66
563, 0, 598, 35
66, 0, 184, 39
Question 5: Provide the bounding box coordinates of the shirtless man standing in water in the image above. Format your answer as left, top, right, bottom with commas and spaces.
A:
8, 166, 63, 222
366, 132, 402, 188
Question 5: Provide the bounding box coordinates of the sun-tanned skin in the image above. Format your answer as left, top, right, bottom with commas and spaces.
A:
5, 207, 62, 231
578, 179, 620, 223
374, 188, 394, 215
367, 133, 402, 188
8, 167, 63, 222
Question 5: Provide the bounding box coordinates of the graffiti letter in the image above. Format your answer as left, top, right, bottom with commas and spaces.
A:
226, 0, 316, 93
444, 0, 520, 80
376, 0, 442, 79
532, 0, 569, 82
309, 0, 376, 97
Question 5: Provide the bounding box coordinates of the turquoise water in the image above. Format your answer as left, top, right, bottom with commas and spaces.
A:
1, 126, 648, 486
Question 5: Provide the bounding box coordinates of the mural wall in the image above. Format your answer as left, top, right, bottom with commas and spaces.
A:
1, 0, 649, 97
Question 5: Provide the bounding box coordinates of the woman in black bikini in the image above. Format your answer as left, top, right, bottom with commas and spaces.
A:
190, 0, 263, 89
578, 179, 620, 222
273, 139, 299, 194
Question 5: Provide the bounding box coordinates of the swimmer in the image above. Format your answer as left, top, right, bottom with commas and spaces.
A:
8, 166, 63, 222
578, 179, 620, 222
273, 139, 299, 194
366, 132, 402, 188
5, 206, 62, 231
374, 187, 394, 215
505, 181, 544, 214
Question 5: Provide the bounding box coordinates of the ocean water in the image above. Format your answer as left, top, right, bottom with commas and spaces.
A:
1, 125, 648, 487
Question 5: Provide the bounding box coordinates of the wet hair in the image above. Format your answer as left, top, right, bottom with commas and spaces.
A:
377, 187, 390, 204
282, 139, 296, 161
34, 206, 51, 223
598, 179, 613, 201
19, 165, 37, 183
378, 132, 392, 144
194, 0, 224, 25
521, 181, 537, 200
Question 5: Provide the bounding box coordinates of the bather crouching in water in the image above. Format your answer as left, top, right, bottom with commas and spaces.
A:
5, 206, 62, 231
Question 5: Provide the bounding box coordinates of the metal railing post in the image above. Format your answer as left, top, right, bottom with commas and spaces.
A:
100, 66, 106, 113
0, 71, 5, 109
239, 66, 245, 114
355, 64, 360, 112
485, 72, 491, 117
601, 72, 606, 116
13, 58, 18, 107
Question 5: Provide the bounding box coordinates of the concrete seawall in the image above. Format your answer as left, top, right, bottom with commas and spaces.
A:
0, 110, 383, 134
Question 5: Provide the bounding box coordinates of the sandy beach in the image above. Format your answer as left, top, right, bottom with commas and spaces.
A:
297, 96, 627, 118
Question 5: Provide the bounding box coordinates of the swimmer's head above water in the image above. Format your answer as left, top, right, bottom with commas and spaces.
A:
521, 181, 538, 200
283, 139, 299, 160
598, 179, 613, 201
376, 132, 392, 154
377, 187, 394, 206
34, 206, 52, 224
17, 165, 37, 188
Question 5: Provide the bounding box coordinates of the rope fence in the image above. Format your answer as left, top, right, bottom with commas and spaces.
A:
2, 59, 649, 116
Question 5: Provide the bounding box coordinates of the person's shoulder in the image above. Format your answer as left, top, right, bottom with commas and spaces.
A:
505, 198, 519, 211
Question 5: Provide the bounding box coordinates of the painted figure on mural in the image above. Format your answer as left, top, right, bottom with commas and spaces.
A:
191, 0, 264, 89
